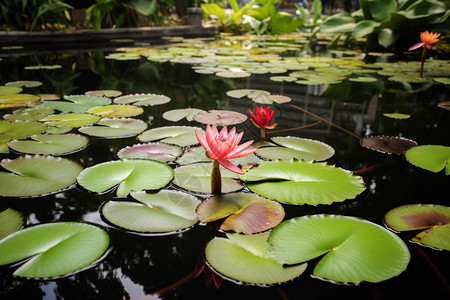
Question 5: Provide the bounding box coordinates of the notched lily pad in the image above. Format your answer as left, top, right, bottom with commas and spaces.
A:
193, 110, 247, 126
117, 142, 182, 162
138, 126, 203, 147
41, 113, 101, 127
113, 93, 171, 106
79, 118, 147, 138
163, 108, 204, 122
0, 120, 48, 143
361, 136, 418, 155
39, 95, 111, 113
87, 104, 143, 118
404, 145, 450, 175
7, 133, 89, 155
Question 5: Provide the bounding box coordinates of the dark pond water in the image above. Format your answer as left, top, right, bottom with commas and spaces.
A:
1, 36, 449, 300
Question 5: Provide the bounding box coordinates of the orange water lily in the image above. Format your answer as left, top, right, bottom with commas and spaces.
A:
248, 106, 277, 140
408, 31, 440, 78
195, 125, 256, 193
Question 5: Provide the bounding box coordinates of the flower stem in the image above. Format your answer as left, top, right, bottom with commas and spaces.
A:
420, 46, 427, 78
211, 159, 222, 195
260, 127, 266, 141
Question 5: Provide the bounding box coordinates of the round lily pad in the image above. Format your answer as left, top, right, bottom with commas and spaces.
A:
7, 134, 89, 155
0, 120, 48, 143
3, 107, 54, 121
193, 110, 247, 126
101, 190, 201, 234
226, 89, 270, 100
205, 232, 307, 285
361, 136, 418, 155
117, 142, 182, 162
39, 95, 111, 113
0, 85, 22, 95
215, 71, 251, 78
268, 214, 410, 284
404, 145, 450, 175
240, 160, 365, 205
0, 222, 109, 278
40, 113, 101, 127
5, 80, 42, 88
0, 155, 83, 197
85, 90, 122, 97
78, 118, 147, 138
87, 105, 143, 118
138, 126, 203, 147
256, 137, 335, 161
385, 204, 450, 250
162, 108, 204, 122
77, 159, 174, 197
0, 208, 23, 240
113, 93, 171, 106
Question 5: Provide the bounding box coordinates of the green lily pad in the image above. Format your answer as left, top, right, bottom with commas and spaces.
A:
85, 90, 123, 97
240, 160, 365, 205
138, 126, 203, 147
162, 108, 204, 122
404, 145, 450, 175
0, 155, 83, 197
361, 136, 418, 155
268, 214, 410, 284
3, 107, 54, 121
87, 105, 143, 118
256, 137, 335, 161
78, 118, 147, 138
226, 89, 270, 100
40, 113, 101, 127
193, 110, 247, 126
205, 232, 307, 285
0, 85, 22, 95
0, 94, 41, 108
0, 222, 109, 278
0, 208, 23, 240
433, 77, 450, 85
77, 159, 174, 197
0, 120, 48, 143
196, 192, 284, 234
5, 80, 42, 88
385, 204, 450, 250
172, 163, 243, 194
39, 95, 111, 113
117, 142, 182, 162
383, 113, 411, 119
113, 93, 171, 106
7, 134, 89, 155
215, 71, 251, 78
101, 190, 201, 234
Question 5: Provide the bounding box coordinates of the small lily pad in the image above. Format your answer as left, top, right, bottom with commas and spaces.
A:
85, 90, 122, 97
0, 86, 22, 96
138, 126, 203, 147
193, 110, 247, 126
5, 80, 42, 88
7, 134, 89, 155
113, 93, 171, 106
0, 222, 109, 278
404, 145, 450, 174
0, 208, 23, 240
383, 113, 411, 119
87, 105, 143, 118
117, 142, 182, 162
361, 136, 418, 155
101, 190, 201, 234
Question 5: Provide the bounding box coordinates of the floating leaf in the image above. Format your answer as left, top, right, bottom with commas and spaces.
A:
196, 192, 284, 234
87, 105, 143, 118
256, 137, 335, 161
404, 145, 450, 175
226, 89, 270, 100
77, 159, 174, 197
79, 118, 147, 138
24, 64, 62, 70
7, 134, 89, 155
193, 110, 247, 126
176, 146, 260, 166
433, 77, 450, 85
41, 113, 101, 127
240, 160, 365, 205
215, 71, 251, 78
269, 214, 410, 284
138, 126, 203, 147
205, 232, 307, 285
361, 136, 418, 155
385, 204, 450, 250
383, 113, 411, 119
348, 77, 378, 82
0, 94, 41, 108
0, 155, 82, 197
6, 80, 42, 88
0, 222, 109, 278
3, 107, 54, 121
172, 163, 242, 194
0, 208, 23, 240
0, 120, 48, 143
0, 86, 22, 95
85, 90, 122, 97
113, 93, 171, 106
162, 108, 204, 122
101, 190, 201, 234
117, 142, 182, 162
39, 95, 111, 113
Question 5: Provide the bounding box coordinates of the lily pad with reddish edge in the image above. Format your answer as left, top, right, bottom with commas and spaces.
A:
172, 162, 243, 194
205, 232, 307, 286
360, 136, 418, 155
87, 104, 143, 118
0, 208, 23, 240
138, 126, 204, 147
0, 155, 83, 197
404, 145, 450, 175
85, 90, 122, 97
0, 120, 48, 143
100, 190, 200, 234
79, 118, 147, 138
7, 134, 89, 155
113, 93, 171, 106
117, 142, 182, 162
39, 95, 111, 113
196, 192, 284, 234
193, 110, 247, 126
385, 204, 450, 251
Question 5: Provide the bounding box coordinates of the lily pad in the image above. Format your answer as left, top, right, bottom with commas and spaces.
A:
0, 86, 22, 95
240, 160, 365, 205
78, 118, 147, 138
0, 208, 23, 240
113, 93, 171, 106
0, 222, 109, 278
77, 159, 174, 197
117, 142, 182, 162
162, 108, 204, 122
215, 71, 251, 78
268, 214, 410, 284
7, 134, 89, 155
172, 163, 243, 194
3, 107, 54, 121
87, 105, 143, 118
404, 145, 450, 175
193, 110, 247, 126
385, 204, 450, 250
226, 89, 270, 100
383, 113, 411, 119
138, 126, 203, 147
256, 137, 335, 161
5, 80, 42, 88
0, 120, 48, 143
0, 94, 41, 108
39, 95, 111, 113
0, 155, 83, 197
85, 90, 122, 97
40, 113, 101, 127
361, 136, 418, 155
205, 232, 307, 285
196, 192, 284, 234
101, 190, 201, 234
176, 146, 261, 167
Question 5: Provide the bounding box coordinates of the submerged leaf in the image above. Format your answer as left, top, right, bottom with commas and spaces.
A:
361, 136, 418, 155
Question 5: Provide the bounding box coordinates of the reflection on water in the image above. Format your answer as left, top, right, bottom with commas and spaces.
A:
1, 40, 449, 299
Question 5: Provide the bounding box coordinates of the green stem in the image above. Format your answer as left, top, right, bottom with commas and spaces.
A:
211, 160, 222, 195
420, 46, 427, 78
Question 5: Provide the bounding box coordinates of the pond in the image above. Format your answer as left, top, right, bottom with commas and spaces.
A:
0, 33, 449, 300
